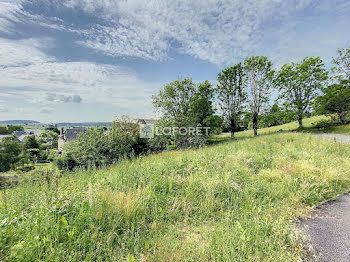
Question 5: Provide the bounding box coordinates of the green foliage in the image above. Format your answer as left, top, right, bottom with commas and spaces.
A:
260, 102, 297, 128
57, 116, 148, 170
1, 133, 350, 260
55, 153, 78, 171
38, 130, 59, 149
314, 80, 350, 124
189, 80, 215, 126
0, 137, 24, 172
217, 63, 247, 138
153, 78, 218, 147
0, 125, 24, 135
23, 136, 40, 150
275, 57, 328, 127
152, 78, 196, 120
332, 46, 350, 81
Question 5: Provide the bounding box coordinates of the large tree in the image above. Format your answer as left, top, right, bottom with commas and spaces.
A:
314, 80, 350, 124
152, 78, 196, 121
217, 63, 246, 139
189, 80, 215, 127
275, 57, 328, 127
244, 56, 274, 136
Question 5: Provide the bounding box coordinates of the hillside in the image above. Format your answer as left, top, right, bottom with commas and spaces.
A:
0, 120, 40, 125
1, 132, 350, 261
215, 115, 350, 140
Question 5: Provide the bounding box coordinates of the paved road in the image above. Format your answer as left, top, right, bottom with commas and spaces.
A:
300, 133, 350, 261
314, 133, 350, 144
300, 194, 350, 262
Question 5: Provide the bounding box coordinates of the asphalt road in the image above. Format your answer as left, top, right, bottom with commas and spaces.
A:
314, 133, 350, 144
300, 194, 350, 262
300, 134, 350, 261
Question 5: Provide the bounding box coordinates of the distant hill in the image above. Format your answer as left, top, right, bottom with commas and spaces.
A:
0, 120, 40, 125
56, 122, 112, 128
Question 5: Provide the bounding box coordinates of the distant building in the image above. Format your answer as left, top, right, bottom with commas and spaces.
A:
58, 127, 87, 150
46, 124, 57, 131
0, 130, 43, 143
0, 135, 10, 142
137, 119, 155, 125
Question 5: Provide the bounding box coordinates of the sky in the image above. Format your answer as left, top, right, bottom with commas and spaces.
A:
0, 0, 349, 123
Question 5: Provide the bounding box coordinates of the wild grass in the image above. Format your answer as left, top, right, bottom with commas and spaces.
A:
1, 132, 350, 261
213, 115, 331, 140
318, 124, 350, 135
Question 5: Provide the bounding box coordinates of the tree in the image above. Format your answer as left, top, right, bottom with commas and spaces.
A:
0, 125, 24, 135
0, 137, 23, 172
23, 136, 40, 149
217, 63, 246, 139
189, 80, 215, 126
260, 102, 296, 128
58, 116, 147, 170
244, 56, 274, 136
332, 46, 350, 81
275, 57, 328, 127
152, 78, 196, 121
38, 130, 59, 149
152, 78, 217, 147
314, 80, 350, 124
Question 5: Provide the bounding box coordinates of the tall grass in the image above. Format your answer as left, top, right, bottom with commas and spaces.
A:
1, 132, 350, 261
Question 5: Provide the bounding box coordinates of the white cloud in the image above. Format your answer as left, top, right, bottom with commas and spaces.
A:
0, 37, 159, 117
1, 0, 350, 66
63, 0, 350, 65
0, 105, 10, 112
0, 38, 54, 67
40, 107, 53, 114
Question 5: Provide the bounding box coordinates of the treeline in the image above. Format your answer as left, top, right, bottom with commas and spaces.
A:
55, 46, 350, 171
153, 47, 349, 139
0, 125, 24, 135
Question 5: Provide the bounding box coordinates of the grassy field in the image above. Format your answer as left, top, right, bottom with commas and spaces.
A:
1, 132, 350, 261
213, 115, 350, 142
214, 115, 331, 140
319, 124, 350, 135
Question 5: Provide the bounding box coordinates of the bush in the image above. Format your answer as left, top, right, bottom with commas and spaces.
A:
55, 153, 78, 171
56, 116, 151, 170
312, 119, 338, 129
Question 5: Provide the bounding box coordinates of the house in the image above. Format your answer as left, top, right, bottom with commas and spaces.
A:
137, 119, 155, 125
0, 135, 11, 142
46, 124, 57, 131
0, 130, 43, 143
58, 127, 86, 150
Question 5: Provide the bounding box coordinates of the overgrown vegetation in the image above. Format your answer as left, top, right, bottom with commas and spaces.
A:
1, 133, 349, 261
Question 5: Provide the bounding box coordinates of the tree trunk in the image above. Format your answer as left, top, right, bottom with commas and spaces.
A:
230, 118, 236, 139
253, 112, 258, 136
298, 114, 303, 128
338, 112, 345, 125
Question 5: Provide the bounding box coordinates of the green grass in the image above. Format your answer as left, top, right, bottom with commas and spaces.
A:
318, 124, 350, 135
1, 132, 350, 261
214, 115, 331, 140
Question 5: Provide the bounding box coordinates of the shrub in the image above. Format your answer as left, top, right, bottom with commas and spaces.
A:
312, 119, 338, 129
55, 153, 78, 171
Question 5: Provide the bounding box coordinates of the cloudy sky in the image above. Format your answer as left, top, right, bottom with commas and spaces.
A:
0, 0, 349, 123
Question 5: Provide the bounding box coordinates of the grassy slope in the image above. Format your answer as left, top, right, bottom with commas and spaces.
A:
1, 132, 350, 261
214, 115, 350, 142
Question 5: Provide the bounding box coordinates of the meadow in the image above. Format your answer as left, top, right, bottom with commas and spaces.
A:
1, 131, 350, 261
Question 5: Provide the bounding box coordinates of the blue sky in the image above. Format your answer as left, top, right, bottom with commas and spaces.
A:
0, 0, 349, 123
